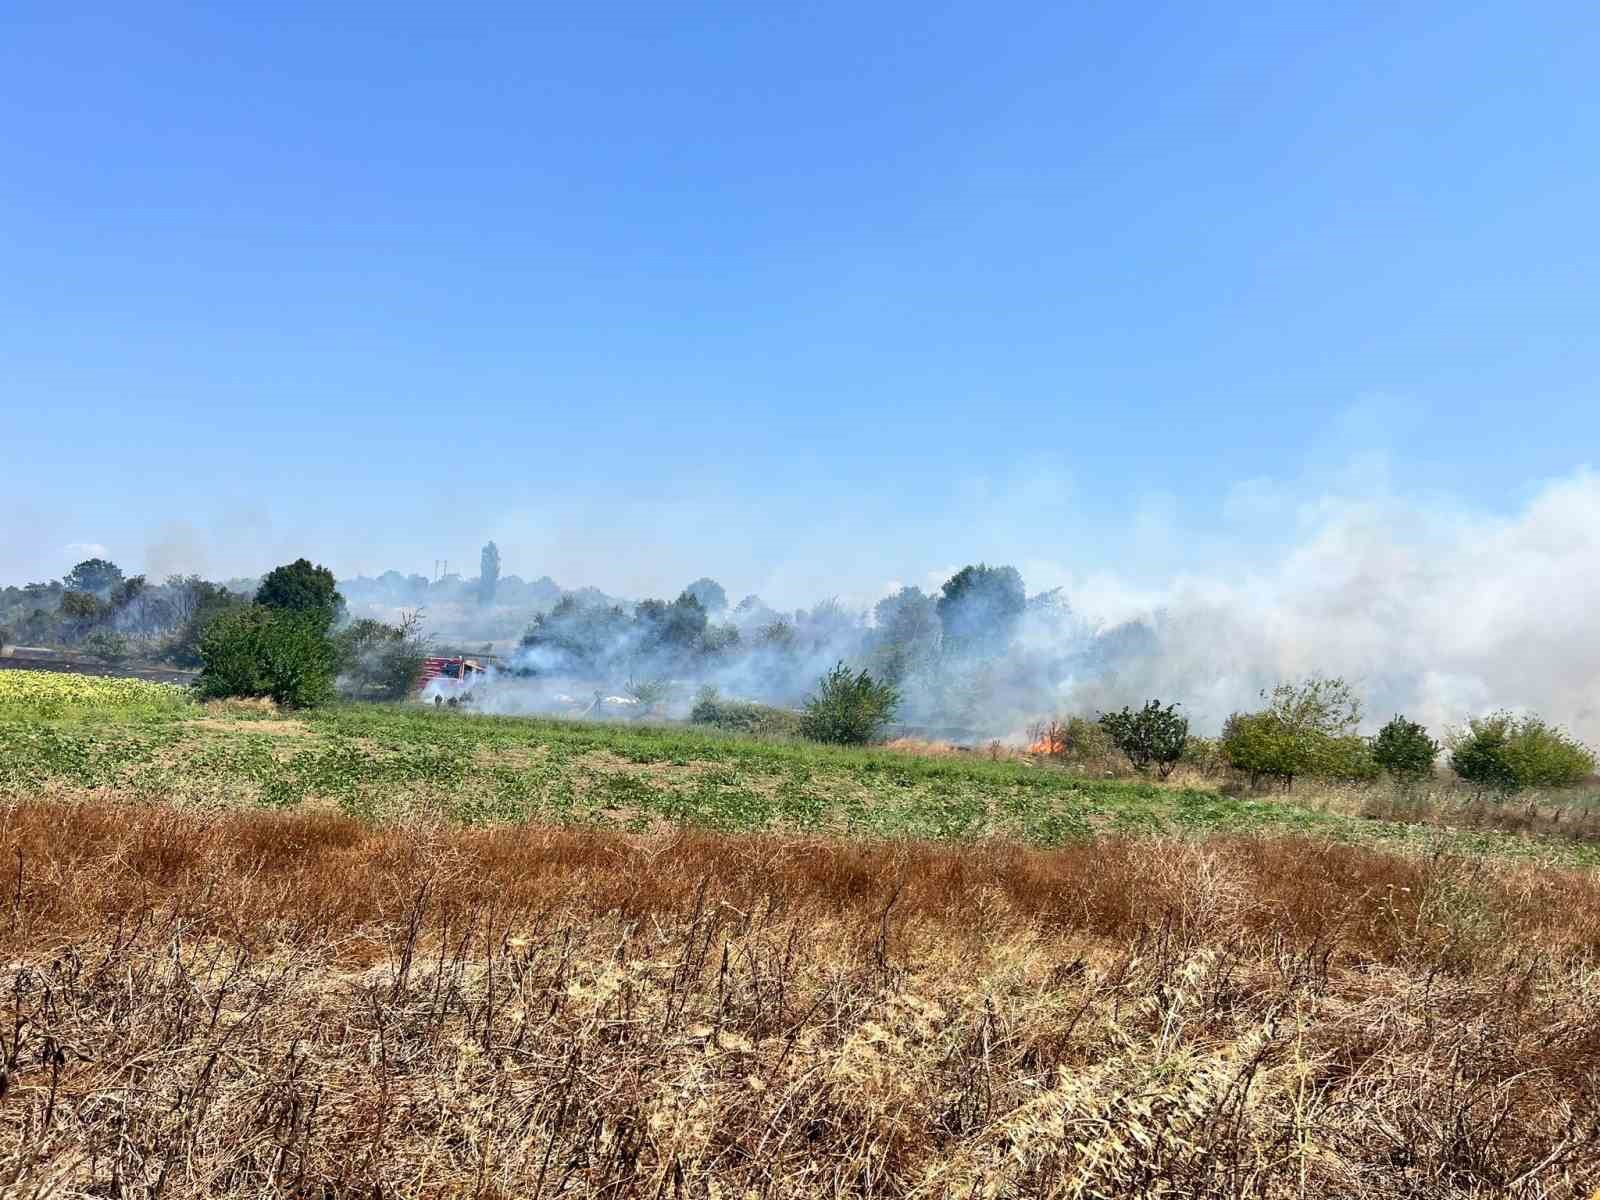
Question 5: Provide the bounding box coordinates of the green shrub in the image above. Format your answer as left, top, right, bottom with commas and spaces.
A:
163, 579, 251, 668
799, 663, 900, 745
83, 630, 130, 664
1220, 712, 1305, 790
1098, 700, 1188, 779
1222, 675, 1366, 791
1312, 733, 1381, 783
196, 606, 335, 708
1449, 712, 1595, 793
1372, 714, 1439, 782
332, 615, 428, 701
690, 686, 805, 738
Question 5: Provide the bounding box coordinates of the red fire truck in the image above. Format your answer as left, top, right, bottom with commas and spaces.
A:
415, 656, 487, 706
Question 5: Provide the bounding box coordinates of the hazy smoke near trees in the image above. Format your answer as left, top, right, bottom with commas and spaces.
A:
335, 468, 1600, 743
9, 469, 1598, 744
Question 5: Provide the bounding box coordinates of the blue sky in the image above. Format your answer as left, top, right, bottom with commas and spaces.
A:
3, 1, 1597, 608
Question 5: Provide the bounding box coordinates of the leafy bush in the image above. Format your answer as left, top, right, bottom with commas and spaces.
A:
1222, 676, 1365, 791
1311, 734, 1381, 783
1449, 712, 1596, 793
1098, 700, 1188, 779
165, 581, 250, 668
196, 606, 335, 708
1372, 715, 1439, 782
83, 630, 130, 664
59, 591, 104, 620
1220, 712, 1305, 791
332, 614, 429, 701
799, 663, 900, 745
689, 687, 805, 738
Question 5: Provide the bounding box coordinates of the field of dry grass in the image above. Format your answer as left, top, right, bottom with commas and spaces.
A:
3, 800, 1598, 1198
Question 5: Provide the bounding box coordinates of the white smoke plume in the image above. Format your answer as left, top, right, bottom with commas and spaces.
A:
1048, 466, 1600, 743
413, 466, 1600, 746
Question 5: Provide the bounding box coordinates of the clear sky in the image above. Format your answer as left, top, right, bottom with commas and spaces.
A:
3, 1, 1597, 609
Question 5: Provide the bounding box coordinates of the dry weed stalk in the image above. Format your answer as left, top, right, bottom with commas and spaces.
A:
0, 800, 1597, 1197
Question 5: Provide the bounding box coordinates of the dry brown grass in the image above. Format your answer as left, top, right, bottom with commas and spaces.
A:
2, 801, 1598, 1197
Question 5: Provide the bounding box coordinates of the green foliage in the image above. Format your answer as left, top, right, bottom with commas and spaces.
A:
1261, 675, 1362, 737
1098, 700, 1189, 779
333, 612, 429, 701
871, 586, 940, 683
638, 592, 709, 653
1222, 676, 1366, 791
1449, 712, 1596, 793
12, 689, 1595, 864
196, 605, 336, 708
1312, 734, 1381, 782
109, 574, 147, 608
1373, 714, 1440, 782
63, 558, 124, 598
165, 580, 250, 668
689, 686, 805, 737
800, 662, 900, 745
255, 559, 344, 631
520, 597, 633, 675
684, 577, 728, 613
758, 619, 796, 651
1220, 712, 1305, 790
935, 564, 1025, 657
83, 630, 130, 664
60, 590, 103, 620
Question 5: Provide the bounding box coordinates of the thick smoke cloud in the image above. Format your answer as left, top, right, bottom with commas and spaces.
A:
390, 467, 1600, 745
1052, 467, 1600, 743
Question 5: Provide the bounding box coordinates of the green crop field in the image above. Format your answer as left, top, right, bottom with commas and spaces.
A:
3, 672, 1596, 867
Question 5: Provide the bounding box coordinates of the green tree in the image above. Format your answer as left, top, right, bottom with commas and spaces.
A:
165, 580, 249, 668
332, 611, 429, 700
1449, 712, 1595, 793
684, 577, 728, 614
800, 662, 900, 745
83, 629, 129, 664
479, 541, 501, 608
196, 606, 335, 708
63, 558, 124, 598
935, 564, 1025, 657
1099, 700, 1189, 779
1220, 712, 1304, 791
1372, 715, 1439, 783
255, 559, 344, 631
871, 586, 940, 683
59, 590, 104, 621
1221, 676, 1365, 791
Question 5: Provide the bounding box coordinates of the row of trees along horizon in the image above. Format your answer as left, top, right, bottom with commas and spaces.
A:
3, 550, 1594, 792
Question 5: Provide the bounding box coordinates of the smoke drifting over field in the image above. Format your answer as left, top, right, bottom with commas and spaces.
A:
344, 467, 1600, 744
1058, 467, 1600, 744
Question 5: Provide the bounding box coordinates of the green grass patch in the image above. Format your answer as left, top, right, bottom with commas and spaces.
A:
3, 699, 1598, 866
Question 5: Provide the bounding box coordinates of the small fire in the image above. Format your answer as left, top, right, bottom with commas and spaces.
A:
1028, 719, 1068, 757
